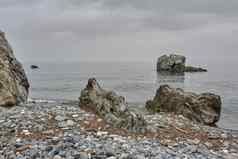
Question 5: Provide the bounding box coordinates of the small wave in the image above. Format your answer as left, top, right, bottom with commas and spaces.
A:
28, 98, 57, 104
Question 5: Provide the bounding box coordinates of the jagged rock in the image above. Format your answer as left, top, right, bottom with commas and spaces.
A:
157, 54, 207, 73
0, 31, 29, 106
146, 85, 222, 125
79, 78, 147, 133
157, 54, 186, 73
185, 66, 207, 72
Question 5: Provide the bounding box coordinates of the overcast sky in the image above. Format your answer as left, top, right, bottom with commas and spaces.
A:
1, 0, 238, 63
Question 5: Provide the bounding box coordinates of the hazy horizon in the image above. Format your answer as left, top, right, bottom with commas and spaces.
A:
1, 0, 238, 63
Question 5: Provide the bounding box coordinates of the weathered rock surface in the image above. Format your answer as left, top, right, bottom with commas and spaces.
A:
79, 78, 147, 133
0, 31, 29, 106
157, 54, 207, 73
146, 85, 222, 125
157, 54, 186, 73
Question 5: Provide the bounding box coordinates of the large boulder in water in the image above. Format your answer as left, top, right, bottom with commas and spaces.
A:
157, 54, 186, 73
79, 78, 147, 133
157, 54, 207, 73
0, 31, 29, 106
146, 85, 221, 125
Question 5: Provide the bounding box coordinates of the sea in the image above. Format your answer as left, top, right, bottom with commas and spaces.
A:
24, 60, 238, 130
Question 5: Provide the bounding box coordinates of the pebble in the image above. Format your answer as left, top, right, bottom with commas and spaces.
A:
0, 101, 237, 159
72, 114, 79, 118
55, 115, 66, 121
80, 152, 89, 159
188, 138, 200, 145
119, 153, 131, 159
66, 120, 75, 127
96, 131, 109, 136
53, 155, 63, 159
22, 130, 31, 135
135, 155, 146, 159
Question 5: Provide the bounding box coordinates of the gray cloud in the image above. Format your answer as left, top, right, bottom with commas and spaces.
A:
0, 0, 238, 62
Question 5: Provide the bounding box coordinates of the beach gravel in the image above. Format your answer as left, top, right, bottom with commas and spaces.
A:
0, 100, 238, 159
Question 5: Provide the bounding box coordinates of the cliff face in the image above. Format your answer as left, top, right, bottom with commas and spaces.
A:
0, 31, 29, 106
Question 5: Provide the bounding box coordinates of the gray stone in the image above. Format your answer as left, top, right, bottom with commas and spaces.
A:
53, 155, 63, 159
79, 152, 89, 159
119, 153, 131, 159
66, 120, 74, 127
135, 155, 146, 159
104, 145, 115, 157
55, 115, 66, 121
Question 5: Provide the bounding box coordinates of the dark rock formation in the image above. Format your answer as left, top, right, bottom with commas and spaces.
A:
185, 66, 207, 72
31, 65, 39, 69
146, 85, 221, 125
157, 54, 186, 73
79, 78, 147, 133
157, 54, 207, 73
0, 31, 29, 106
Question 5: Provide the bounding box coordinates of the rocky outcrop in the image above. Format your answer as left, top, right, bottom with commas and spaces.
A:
0, 31, 29, 106
79, 78, 147, 133
146, 85, 222, 125
157, 54, 207, 73
157, 54, 186, 73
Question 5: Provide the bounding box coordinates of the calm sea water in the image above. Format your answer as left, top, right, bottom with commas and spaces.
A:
24, 61, 238, 130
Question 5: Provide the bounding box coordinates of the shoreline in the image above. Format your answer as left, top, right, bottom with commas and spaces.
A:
1, 100, 238, 158
29, 97, 238, 132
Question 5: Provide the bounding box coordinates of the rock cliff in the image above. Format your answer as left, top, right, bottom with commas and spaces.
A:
0, 31, 29, 106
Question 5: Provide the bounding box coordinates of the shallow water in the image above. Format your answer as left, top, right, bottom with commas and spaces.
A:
25, 61, 238, 130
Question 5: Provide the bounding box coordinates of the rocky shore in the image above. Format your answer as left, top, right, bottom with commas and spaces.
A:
0, 100, 238, 159
1, 31, 238, 159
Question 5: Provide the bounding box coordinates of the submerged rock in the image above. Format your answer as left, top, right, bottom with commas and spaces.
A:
146, 85, 222, 125
31, 65, 39, 69
79, 78, 147, 133
157, 54, 207, 73
185, 66, 207, 72
0, 31, 29, 106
